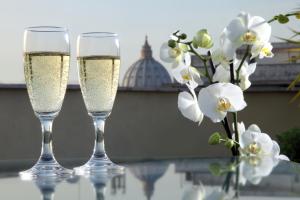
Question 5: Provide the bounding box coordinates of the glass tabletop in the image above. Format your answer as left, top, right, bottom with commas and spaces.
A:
0, 157, 299, 200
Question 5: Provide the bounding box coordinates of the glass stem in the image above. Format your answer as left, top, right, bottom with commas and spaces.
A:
39, 117, 55, 162
92, 117, 106, 158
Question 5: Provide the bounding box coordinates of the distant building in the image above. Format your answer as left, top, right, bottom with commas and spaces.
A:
129, 162, 169, 200
122, 36, 172, 89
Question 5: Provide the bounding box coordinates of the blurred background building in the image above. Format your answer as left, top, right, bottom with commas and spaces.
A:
122, 36, 172, 89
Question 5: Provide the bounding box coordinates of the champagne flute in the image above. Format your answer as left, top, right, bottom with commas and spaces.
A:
20, 26, 72, 178
75, 32, 123, 174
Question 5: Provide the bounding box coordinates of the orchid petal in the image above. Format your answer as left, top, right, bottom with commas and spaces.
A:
159, 43, 174, 63
249, 16, 271, 43
219, 83, 247, 112
248, 124, 261, 133
178, 92, 204, 124
212, 65, 230, 83
198, 85, 226, 123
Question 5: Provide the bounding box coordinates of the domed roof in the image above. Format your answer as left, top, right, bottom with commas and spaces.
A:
122, 36, 172, 88
129, 161, 169, 200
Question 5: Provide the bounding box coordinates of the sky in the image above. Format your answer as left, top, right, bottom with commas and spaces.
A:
0, 0, 299, 84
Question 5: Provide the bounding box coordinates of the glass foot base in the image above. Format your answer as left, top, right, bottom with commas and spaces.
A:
19, 159, 73, 180
74, 155, 124, 175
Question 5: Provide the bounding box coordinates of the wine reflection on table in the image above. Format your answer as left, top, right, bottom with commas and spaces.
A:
34, 176, 63, 200
75, 171, 125, 200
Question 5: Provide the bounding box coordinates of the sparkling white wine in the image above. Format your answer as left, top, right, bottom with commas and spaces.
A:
24, 52, 70, 114
78, 55, 120, 114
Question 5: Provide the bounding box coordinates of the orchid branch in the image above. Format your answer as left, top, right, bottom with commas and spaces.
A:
230, 62, 235, 84
233, 112, 239, 150
222, 118, 236, 155
234, 157, 240, 198
268, 12, 298, 24
208, 51, 216, 74
236, 45, 250, 82
203, 61, 213, 83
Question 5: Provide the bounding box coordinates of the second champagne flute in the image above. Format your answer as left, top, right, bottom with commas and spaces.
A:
75, 32, 123, 174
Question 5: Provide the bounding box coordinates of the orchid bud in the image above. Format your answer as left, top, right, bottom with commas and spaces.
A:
208, 132, 221, 145
179, 33, 187, 40
178, 43, 189, 52
228, 164, 236, 172
193, 29, 213, 49
168, 39, 177, 48
277, 14, 289, 24
224, 139, 235, 149
209, 163, 222, 176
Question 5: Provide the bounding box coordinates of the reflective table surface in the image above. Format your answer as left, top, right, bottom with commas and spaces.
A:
0, 157, 299, 199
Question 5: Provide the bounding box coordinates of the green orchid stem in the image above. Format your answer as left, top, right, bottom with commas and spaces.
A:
235, 157, 240, 198
267, 13, 298, 24
207, 51, 216, 74
233, 112, 240, 154
236, 45, 250, 82
188, 44, 207, 61
230, 62, 235, 84
220, 139, 240, 147
203, 61, 213, 83
222, 157, 236, 193
187, 44, 213, 83
221, 118, 237, 156
230, 46, 250, 156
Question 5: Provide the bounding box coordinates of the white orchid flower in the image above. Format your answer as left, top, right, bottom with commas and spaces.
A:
212, 59, 256, 91
239, 155, 278, 185
232, 121, 246, 141
251, 42, 274, 59
198, 83, 247, 123
211, 33, 236, 68
240, 124, 274, 156
172, 65, 203, 89
160, 42, 191, 68
239, 124, 289, 160
238, 62, 257, 90
239, 139, 289, 185
178, 90, 204, 124
271, 140, 290, 161
175, 65, 204, 124
223, 12, 271, 47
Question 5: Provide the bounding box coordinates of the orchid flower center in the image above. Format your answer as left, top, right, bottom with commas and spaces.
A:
261, 47, 272, 57
247, 142, 261, 155
248, 156, 261, 166
169, 47, 181, 58
241, 31, 257, 43
217, 97, 231, 112
181, 72, 192, 81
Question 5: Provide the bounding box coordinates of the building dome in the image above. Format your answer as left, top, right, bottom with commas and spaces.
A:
122, 36, 172, 88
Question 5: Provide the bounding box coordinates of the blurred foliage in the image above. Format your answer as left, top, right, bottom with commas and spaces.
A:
277, 128, 300, 162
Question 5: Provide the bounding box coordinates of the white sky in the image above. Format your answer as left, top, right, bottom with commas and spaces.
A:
0, 0, 298, 84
